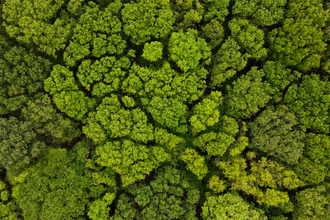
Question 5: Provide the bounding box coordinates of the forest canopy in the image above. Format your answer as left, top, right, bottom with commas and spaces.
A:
1, 0, 330, 219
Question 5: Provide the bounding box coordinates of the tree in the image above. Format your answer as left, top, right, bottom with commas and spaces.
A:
293, 184, 330, 220
217, 155, 301, 207
88, 192, 116, 220
0, 46, 52, 114
226, 67, 273, 119
268, 0, 328, 71
0, 180, 17, 220
12, 145, 104, 220
0, 117, 46, 171
200, 19, 224, 49
121, 0, 175, 45
284, 74, 330, 134
180, 148, 208, 180
21, 93, 81, 144
294, 133, 330, 185
203, 0, 231, 23
211, 37, 248, 87
263, 61, 297, 103
142, 41, 163, 62
113, 165, 200, 220
77, 56, 130, 98
95, 140, 170, 186
64, 1, 125, 66
190, 91, 222, 134
232, 0, 287, 26
83, 94, 154, 144
2, 0, 74, 56
229, 18, 267, 60
143, 96, 188, 133
202, 192, 267, 220
168, 29, 211, 72
249, 105, 305, 165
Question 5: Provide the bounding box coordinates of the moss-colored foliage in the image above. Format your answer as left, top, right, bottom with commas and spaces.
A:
268, 0, 328, 71
203, 0, 230, 23
0, 117, 46, 170
144, 96, 188, 133
83, 94, 154, 144
249, 105, 305, 165
64, 1, 125, 66
77, 56, 130, 97
96, 140, 169, 186
201, 19, 224, 49
232, 0, 287, 26
263, 61, 297, 103
218, 155, 301, 207
202, 192, 267, 220
284, 74, 330, 133
2, 0, 74, 56
211, 37, 248, 87
0, 180, 18, 220
169, 29, 211, 72
122, 62, 208, 103
88, 192, 116, 220
142, 41, 163, 62
122, 0, 175, 45
22, 93, 81, 143
12, 146, 101, 220
294, 133, 330, 185
226, 67, 273, 119
113, 165, 200, 220
229, 18, 267, 60
0, 46, 52, 114
293, 184, 330, 220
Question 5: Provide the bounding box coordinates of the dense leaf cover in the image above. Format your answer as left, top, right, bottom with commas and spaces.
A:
1, 0, 330, 219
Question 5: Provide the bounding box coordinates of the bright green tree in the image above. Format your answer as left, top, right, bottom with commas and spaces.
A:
121, 0, 175, 45
169, 29, 211, 72
142, 41, 163, 62
180, 148, 208, 180
202, 192, 267, 220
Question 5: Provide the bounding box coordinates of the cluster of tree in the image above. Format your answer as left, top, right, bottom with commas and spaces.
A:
1, 0, 330, 219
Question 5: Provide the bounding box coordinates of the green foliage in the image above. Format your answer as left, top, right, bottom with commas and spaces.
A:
229, 18, 267, 60
12, 147, 98, 220
284, 74, 330, 133
294, 133, 330, 185
0, 117, 46, 170
232, 0, 287, 26
217, 156, 301, 207
53, 91, 95, 122
110, 194, 137, 220
122, 62, 208, 103
180, 148, 208, 180
190, 91, 222, 134
0, 46, 52, 114
96, 140, 169, 186
44, 65, 78, 95
22, 93, 81, 143
203, 0, 230, 23
293, 184, 330, 220
208, 175, 227, 193
83, 94, 154, 144
226, 67, 273, 119
211, 37, 248, 87
121, 0, 175, 45
268, 0, 328, 71
88, 193, 116, 220
142, 41, 163, 62
263, 61, 296, 103
249, 105, 305, 165
115, 165, 200, 220
201, 19, 224, 49
144, 96, 188, 133
77, 56, 130, 97
64, 2, 125, 66
0, 180, 17, 220
2, 0, 74, 56
169, 29, 211, 72
202, 192, 267, 220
